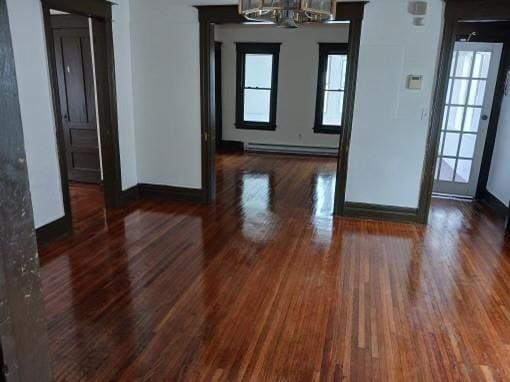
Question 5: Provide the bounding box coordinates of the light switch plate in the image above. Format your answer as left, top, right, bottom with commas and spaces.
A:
407, 75, 423, 90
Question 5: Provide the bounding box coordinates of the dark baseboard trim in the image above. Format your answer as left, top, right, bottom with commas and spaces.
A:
139, 183, 204, 203
343, 202, 421, 224
483, 190, 509, 218
120, 185, 140, 206
36, 216, 72, 247
219, 140, 244, 152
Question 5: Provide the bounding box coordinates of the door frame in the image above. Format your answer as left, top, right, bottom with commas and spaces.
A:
418, 0, 510, 223
40, 0, 122, 237
196, 2, 367, 216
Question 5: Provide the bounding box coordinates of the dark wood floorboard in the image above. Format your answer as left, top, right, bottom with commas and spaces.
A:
39, 153, 510, 381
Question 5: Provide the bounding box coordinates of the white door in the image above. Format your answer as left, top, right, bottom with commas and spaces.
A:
434, 42, 503, 197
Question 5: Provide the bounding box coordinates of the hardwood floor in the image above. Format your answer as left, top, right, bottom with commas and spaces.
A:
68, 182, 105, 226
39, 153, 510, 381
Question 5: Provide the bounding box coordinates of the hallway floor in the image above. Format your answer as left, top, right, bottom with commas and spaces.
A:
39, 153, 510, 381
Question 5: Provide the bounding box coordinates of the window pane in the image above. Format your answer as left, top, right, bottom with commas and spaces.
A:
463, 107, 481, 132
455, 51, 473, 77
439, 158, 456, 181
442, 107, 448, 130
322, 90, 343, 126
325, 55, 347, 90
446, 79, 452, 102
468, 79, 486, 106
445, 106, 464, 131
450, 79, 469, 105
455, 159, 472, 183
473, 52, 492, 79
244, 54, 273, 88
443, 132, 460, 156
244, 89, 271, 122
437, 132, 445, 156
459, 134, 476, 158
450, 51, 457, 77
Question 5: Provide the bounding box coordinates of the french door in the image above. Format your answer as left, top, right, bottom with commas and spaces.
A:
434, 42, 502, 197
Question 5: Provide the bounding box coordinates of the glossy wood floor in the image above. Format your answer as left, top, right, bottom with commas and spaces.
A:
39, 153, 510, 381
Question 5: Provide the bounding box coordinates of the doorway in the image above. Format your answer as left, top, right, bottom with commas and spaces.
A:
418, 0, 510, 224
37, 0, 123, 244
196, 3, 366, 218
433, 41, 502, 197
50, 12, 104, 226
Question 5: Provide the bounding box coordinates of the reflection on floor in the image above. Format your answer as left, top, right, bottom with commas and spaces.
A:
40, 153, 510, 381
68, 182, 104, 226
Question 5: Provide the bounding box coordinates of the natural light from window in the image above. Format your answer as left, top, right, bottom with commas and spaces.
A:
243, 53, 273, 122
322, 54, 347, 126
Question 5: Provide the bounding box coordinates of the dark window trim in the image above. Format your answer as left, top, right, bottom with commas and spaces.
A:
235, 42, 281, 131
314, 43, 349, 135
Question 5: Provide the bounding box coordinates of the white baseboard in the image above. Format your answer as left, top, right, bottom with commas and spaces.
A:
244, 143, 338, 157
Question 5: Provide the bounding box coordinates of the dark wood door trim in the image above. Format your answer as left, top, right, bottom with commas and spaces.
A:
44, 0, 112, 19
39, 0, 123, 243
0, 0, 52, 378
418, 0, 510, 224
196, 2, 368, 207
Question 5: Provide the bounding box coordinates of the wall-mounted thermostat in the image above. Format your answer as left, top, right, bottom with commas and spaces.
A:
407, 75, 423, 90
408, 1, 427, 26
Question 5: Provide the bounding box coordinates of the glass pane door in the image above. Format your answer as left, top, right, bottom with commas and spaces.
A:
434, 42, 503, 197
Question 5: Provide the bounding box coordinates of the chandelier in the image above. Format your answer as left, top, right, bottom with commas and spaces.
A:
239, 0, 336, 28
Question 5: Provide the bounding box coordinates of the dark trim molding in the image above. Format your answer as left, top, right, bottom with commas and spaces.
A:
333, 6, 366, 216
139, 184, 204, 203
197, 2, 368, 210
313, 43, 348, 135
344, 202, 420, 224
36, 216, 71, 247
418, 1, 510, 224
44, 0, 113, 19
483, 190, 509, 218
235, 42, 280, 131
219, 140, 244, 152
119, 185, 141, 206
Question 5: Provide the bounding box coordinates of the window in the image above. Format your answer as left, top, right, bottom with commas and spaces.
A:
314, 43, 348, 134
236, 43, 280, 130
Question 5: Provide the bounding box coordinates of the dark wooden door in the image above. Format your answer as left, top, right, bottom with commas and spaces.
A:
52, 18, 101, 183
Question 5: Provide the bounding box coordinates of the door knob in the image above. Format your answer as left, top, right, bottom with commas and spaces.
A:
481, 114, 489, 121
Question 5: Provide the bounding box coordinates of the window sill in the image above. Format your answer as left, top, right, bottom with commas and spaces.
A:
235, 122, 277, 131
313, 125, 342, 135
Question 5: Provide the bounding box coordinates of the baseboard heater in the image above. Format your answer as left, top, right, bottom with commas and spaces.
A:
244, 143, 338, 157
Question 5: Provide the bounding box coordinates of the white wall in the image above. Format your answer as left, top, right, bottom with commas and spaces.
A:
216, 23, 349, 149
6, 0, 65, 228
6, 0, 138, 228
487, 73, 510, 207
345, 0, 444, 208
112, 0, 138, 190
129, 0, 202, 189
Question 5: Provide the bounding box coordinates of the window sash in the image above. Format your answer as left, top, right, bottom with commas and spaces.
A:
314, 43, 348, 134
236, 43, 280, 130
